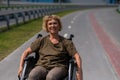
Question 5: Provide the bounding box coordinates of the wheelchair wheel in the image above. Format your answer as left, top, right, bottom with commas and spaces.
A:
67, 58, 77, 80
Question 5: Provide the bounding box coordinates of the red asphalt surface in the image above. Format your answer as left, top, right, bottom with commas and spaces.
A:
89, 12, 120, 79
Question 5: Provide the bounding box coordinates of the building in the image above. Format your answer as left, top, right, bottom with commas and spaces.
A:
70, 0, 119, 4
3, 0, 119, 4
21, 0, 70, 3
107, 0, 120, 3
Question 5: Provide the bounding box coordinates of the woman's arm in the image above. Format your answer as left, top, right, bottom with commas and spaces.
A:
74, 53, 83, 80
18, 47, 32, 76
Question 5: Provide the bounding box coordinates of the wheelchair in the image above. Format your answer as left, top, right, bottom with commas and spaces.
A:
18, 34, 77, 80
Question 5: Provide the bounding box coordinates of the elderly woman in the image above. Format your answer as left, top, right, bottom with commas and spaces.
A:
18, 15, 82, 80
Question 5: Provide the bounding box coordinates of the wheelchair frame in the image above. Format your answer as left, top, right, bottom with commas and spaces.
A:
18, 34, 77, 80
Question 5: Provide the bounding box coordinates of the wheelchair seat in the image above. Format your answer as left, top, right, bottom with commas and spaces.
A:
18, 34, 77, 80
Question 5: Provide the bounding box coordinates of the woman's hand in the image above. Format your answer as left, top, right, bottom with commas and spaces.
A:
18, 66, 23, 77
18, 47, 32, 77
76, 69, 82, 80
74, 53, 82, 80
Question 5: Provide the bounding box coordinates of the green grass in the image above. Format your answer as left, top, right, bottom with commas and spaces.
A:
116, 8, 120, 14
0, 10, 79, 61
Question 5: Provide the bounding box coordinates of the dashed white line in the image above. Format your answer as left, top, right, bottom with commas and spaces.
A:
71, 20, 74, 23
64, 33, 68, 38
68, 25, 71, 29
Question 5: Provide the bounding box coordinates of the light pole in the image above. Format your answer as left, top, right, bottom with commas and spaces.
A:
58, 0, 61, 3
7, 0, 10, 7
58, 0, 61, 5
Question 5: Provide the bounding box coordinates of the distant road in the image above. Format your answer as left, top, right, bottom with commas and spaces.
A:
0, 7, 120, 80
1, 0, 107, 4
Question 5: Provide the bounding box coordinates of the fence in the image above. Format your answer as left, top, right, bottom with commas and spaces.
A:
0, 3, 118, 31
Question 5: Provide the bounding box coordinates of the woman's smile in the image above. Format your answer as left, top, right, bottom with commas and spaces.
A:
47, 19, 60, 34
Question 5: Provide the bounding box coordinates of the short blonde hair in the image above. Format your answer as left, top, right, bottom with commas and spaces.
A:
42, 15, 62, 32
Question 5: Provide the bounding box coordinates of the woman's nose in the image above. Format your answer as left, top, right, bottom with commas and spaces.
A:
51, 23, 56, 27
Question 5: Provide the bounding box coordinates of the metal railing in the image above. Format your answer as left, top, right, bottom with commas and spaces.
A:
0, 3, 118, 31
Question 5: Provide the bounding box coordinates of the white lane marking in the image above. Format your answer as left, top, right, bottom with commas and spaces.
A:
73, 15, 78, 20
68, 25, 71, 29
71, 16, 78, 24
64, 33, 68, 38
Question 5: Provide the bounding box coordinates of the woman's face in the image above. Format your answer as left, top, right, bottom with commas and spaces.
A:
47, 19, 60, 34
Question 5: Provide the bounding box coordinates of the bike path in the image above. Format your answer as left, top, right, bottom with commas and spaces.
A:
0, 7, 120, 80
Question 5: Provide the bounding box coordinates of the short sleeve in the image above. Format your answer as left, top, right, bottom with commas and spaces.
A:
30, 38, 41, 52
65, 40, 77, 56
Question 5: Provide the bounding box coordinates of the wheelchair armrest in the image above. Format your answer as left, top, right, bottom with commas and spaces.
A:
69, 58, 76, 65
68, 58, 77, 80
24, 56, 37, 66
24, 56, 35, 61
69, 58, 77, 71
19, 56, 36, 80
69, 58, 74, 63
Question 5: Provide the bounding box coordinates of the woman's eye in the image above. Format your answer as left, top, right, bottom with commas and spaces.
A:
48, 23, 52, 25
53, 22, 57, 25
48, 22, 57, 25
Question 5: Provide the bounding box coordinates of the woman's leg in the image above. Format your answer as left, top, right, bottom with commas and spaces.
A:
28, 66, 48, 80
46, 67, 68, 80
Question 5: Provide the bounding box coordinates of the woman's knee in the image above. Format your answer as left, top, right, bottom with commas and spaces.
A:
46, 74, 56, 80
46, 67, 67, 80
28, 73, 37, 80
28, 66, 48, 80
